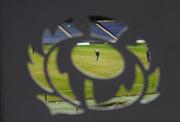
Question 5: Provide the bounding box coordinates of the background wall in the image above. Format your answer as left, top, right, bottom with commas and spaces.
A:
1, 0, 180, 121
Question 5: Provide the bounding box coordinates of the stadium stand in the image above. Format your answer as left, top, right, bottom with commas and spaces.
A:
61, 23, 82, 37
42, 28, 69, 44
42, 21, 128, 44
98, 21, 128, 38
90, 23, 115, 41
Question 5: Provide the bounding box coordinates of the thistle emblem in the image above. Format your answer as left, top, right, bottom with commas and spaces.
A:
28, 17, 160, 115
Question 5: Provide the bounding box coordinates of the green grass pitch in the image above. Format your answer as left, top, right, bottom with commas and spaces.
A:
28, 43, 160, 102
